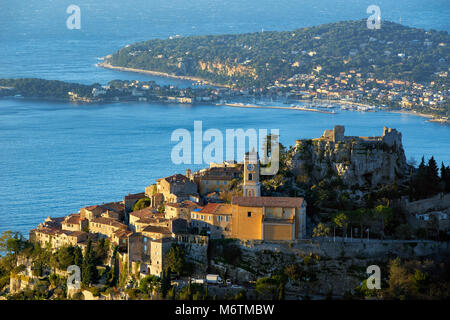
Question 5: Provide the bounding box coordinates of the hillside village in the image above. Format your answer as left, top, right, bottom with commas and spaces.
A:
3, 126, 450, 300
27, 148, 307, 277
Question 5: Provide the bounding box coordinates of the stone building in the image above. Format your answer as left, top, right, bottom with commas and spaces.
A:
128, 234, 173, 277
190, 164, 241, 196
190, 203, 232, 238
230, 196, 307, 241
80, 202, 124, 221
89, 217, 128, 239
29, 227, 89, 250
153, 174, 199, 204
61, 213, 88, 232
165, 200, 201, 221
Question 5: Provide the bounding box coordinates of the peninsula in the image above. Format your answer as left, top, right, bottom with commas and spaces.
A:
103, 19, 449, 121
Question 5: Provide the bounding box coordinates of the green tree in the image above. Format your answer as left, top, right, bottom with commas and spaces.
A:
255, 277, 279, 299
427, 156, 441, 195
132, 198, 151, 211
74, 246, 83, 267
440, 163, 450, 193
81, 239, 98, 286
56, 245, 75, 270
160, 269, 171, 299
312, 223, 331, 238
333, 213, 349, 240
164, 244, 185, 278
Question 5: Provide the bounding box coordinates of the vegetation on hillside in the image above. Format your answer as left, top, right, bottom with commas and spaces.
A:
0, 78, 97, 99
108, 20, 449, 87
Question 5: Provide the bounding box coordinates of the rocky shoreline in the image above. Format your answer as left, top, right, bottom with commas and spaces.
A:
97, 61, 230, 88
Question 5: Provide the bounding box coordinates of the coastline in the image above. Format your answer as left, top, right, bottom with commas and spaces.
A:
387, 109, 449, 124
96, 59, 448, 123
219, 103, 336, 114
300, 98, 449, 124
97, 61, 230, 88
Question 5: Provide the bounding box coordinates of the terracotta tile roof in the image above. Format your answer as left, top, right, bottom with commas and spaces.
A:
129, 207, 154, 219
124, 192, 146, 200
157, 173, 190, 184
142, 225, 172, 235
199, 176, 234, 181
39, 220, 63, 230
232, 196, 304, 208
113, 229, 133, 238
63, 214, 80, 225
193, 166, 241, 181
84, 205, 108, 215
199, 203, 221, 214
199, 203, 232, 215
34, 227, 63, 236
166, 200, 201, 209
102, 202, 124, 213
63, 230, 88, 238
46, 216, 65, 223
90, 217, 127, 229
136, 217, 169, 225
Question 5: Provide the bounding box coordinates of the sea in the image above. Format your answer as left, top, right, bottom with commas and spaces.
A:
0, 0, 449, 236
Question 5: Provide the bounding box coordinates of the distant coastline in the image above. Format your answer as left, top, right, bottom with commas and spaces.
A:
298, 98, 443, 121
219, 102, 336, 114
97, 61, 230, 88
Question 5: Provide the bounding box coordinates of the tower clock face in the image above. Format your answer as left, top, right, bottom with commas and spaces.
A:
247, 164, 255, 171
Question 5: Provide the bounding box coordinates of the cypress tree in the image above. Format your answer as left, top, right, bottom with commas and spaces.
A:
426, 156, 441, 196
81, 239, 98, 286
74, 246, 83, 267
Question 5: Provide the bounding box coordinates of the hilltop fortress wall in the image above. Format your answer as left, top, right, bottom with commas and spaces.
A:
291, 125, 409, 188
240, 239, 450, 260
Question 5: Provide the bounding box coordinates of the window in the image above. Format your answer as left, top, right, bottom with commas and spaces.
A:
208, 216, 211, 221
201, 215, 204, 220
248, 173, 253, 181
144, 245, 147, 251
217, 216, 222, 222
248, 212, 252, 217
226, 216, 230, 222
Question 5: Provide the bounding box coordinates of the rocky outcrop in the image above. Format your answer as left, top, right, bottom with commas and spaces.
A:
198, 60, 257, 79
289, 126, 411, 188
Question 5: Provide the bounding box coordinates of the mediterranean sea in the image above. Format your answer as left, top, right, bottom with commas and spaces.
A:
0, 0, 449, 235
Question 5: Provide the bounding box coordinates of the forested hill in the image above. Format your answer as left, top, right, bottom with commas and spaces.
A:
0, 78, 97, 99
107, 20, 449, 88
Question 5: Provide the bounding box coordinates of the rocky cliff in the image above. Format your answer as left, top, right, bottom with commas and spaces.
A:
288, 126, 411, 189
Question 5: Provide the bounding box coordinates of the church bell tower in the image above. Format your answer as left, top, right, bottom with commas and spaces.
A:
243, 149, 261, 197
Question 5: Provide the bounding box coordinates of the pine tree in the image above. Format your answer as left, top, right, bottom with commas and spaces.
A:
413, 157, 427, 199
441, 162, 450, 193
426, 156, 441, 196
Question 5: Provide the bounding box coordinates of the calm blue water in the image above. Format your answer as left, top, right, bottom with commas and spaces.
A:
0, 0, 449, 235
